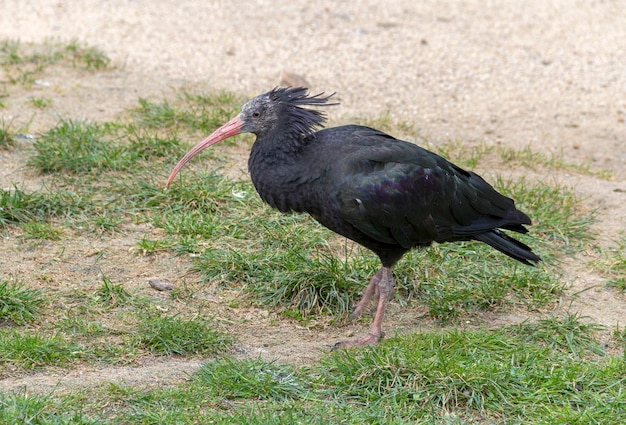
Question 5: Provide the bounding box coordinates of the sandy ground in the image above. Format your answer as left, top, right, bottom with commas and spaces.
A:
3, 0, 625, 174
1, 0, 625, 394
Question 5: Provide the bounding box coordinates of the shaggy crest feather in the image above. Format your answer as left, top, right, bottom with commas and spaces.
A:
269, 87, 337, 136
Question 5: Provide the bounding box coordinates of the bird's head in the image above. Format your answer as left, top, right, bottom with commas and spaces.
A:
165, 87, 336, 188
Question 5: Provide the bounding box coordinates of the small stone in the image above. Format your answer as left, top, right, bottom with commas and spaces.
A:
148, 279, 175, 291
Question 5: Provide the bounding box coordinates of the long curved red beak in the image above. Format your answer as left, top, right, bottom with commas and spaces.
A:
165, 115, 245, 188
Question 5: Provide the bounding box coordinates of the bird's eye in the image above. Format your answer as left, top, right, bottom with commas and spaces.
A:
252, 111, 261, 118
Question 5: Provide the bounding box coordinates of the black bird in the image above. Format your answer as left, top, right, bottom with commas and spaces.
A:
166, 87, 541, 348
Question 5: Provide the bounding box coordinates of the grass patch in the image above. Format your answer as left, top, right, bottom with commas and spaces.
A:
505, 313, 606, 356
0, 330, 83, 370
0, 392, 99, 425
0, 283, 233, 369
0, 118, 17, 149
0, 185, 89, 227
29, 96, 52, 108
19, 221, 64, 240
56, 315, 110, 339
63, 39, 111, 70
29, 120, 126, 174
131, 90, 242, 135
89, 212, 124, 234
497, 144, 614, 179
94, 275, 138, 308
395, 246, 560, 321
319, 321, 625, 423
136, 237, 174, 254
1, 38, 109, 86
25, 91, 241, 179
614, 326, 626, 352
126, 130, 187, 161
135, 311, 232, 356
3, 316, 622, 424
198, 243, 370, 316
593, 233, 626, 292
194, 358, 308, 400
0, 279, 45, 324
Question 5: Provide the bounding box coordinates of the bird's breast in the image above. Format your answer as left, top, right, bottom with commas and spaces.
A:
249, 166, 319, 214
248, 142, 328, 215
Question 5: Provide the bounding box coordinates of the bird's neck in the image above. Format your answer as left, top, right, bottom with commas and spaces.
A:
248, 132, 314, 213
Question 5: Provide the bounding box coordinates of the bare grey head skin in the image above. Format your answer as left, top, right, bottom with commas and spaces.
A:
238, 93, 278, 136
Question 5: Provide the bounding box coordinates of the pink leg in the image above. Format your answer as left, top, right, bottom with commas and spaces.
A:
348, 269, 383, 321
335, 267, 394, 349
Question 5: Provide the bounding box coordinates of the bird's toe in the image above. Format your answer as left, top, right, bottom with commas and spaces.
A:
332, 332, 384, 350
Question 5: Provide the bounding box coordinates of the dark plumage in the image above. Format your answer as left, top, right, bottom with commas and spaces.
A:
167, 87, 541, 348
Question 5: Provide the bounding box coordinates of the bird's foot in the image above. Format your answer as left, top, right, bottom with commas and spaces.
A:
332, 332, 384, 350
336, 267, 392, 350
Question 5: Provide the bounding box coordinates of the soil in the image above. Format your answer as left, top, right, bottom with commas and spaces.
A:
1, 0, 624, 395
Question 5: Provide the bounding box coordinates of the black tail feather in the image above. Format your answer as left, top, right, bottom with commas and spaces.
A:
474, 229, 541, 266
